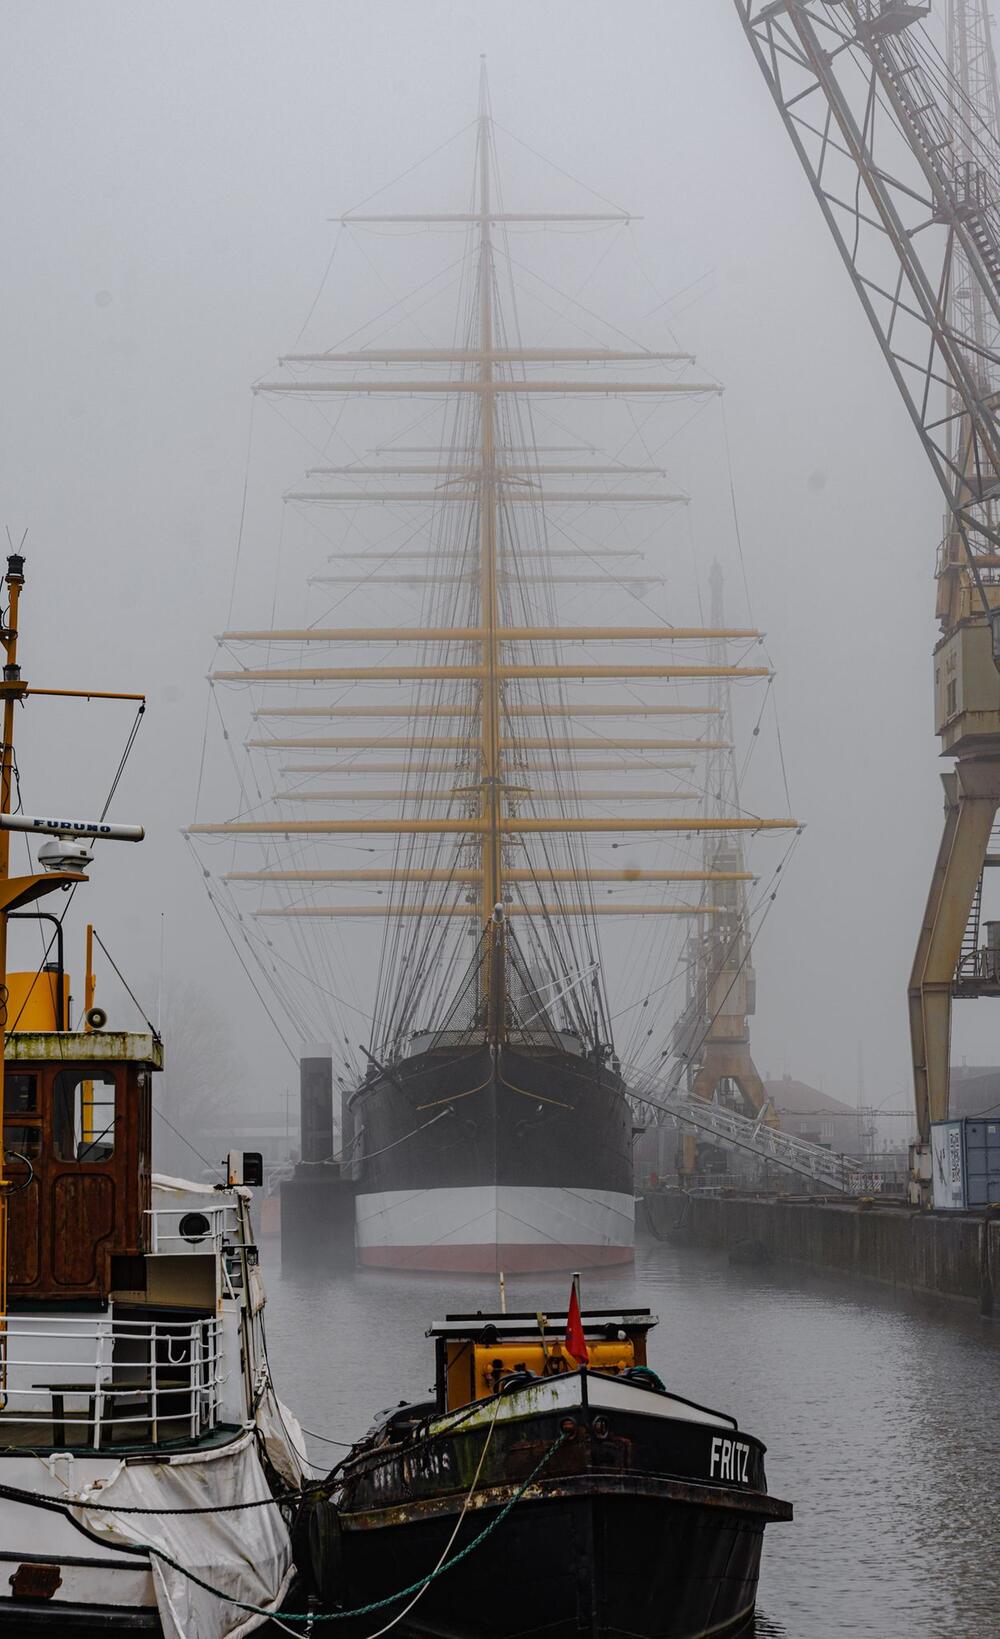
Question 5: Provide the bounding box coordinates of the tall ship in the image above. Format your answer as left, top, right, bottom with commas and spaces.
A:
190, 79, 797, 1272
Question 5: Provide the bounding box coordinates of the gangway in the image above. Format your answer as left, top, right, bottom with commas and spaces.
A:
638, 1084, 866, 1194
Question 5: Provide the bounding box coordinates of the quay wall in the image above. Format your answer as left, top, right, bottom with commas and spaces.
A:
639, 1192, 1000, 1316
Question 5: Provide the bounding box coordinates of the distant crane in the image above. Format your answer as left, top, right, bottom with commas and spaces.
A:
734, 0, 1000, 1189
662, 563, 775, 1182
686, 565, 769, 1118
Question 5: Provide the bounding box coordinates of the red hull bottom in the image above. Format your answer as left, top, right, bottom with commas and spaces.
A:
358, 1242, 636, 1273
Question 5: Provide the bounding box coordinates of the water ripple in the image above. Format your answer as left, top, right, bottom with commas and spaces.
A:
259, 1240, 1000, 1638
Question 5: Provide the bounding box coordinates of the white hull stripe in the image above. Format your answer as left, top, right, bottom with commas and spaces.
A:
355, 1185, 634, 1250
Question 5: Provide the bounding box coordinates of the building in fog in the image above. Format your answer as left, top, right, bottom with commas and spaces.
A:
949, 1066, 1000, 1120
764, 1075, 863, 1154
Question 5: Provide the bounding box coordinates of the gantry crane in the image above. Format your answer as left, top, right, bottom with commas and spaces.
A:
680, 565, 769, 1118
734, 0, 1000, 1183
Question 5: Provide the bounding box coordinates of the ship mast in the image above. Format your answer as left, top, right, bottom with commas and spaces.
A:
476, 78, 505, 1037
190, 91, 800, 1062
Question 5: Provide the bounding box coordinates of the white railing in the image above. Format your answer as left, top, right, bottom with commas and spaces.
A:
644, 1086, 868, 1195
146, 1202, 240, 1254
0, 1313, 223, 1450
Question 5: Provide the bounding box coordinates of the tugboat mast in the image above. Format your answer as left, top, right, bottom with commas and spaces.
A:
0, 554, 145, 1328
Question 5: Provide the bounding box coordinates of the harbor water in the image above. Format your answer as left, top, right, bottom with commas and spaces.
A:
260, 1239, 1000, 1638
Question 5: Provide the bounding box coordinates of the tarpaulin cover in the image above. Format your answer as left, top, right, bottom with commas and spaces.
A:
71, 1427, 294, 1639
256, 1387, 308, 1489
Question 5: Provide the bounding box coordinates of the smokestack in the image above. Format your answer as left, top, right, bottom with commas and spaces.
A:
299, 1045, 333, 1163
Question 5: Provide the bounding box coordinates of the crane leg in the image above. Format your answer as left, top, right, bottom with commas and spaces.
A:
909, 764, 1000, 1144
692, 1047, 774, 1123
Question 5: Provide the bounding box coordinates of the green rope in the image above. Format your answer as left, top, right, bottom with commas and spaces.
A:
132, 1427, 569, 1624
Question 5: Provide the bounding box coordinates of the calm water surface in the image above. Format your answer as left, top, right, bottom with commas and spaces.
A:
259, 1239, 1000, 1638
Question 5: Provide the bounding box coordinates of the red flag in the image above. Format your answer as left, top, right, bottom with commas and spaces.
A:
565, 1282, 589, 1366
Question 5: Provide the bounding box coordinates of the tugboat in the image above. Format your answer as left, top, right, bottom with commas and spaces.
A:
315, 1295, 792, 1638
0, 552, 304, 1635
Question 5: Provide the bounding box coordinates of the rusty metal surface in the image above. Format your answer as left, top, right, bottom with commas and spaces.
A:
7, 1562, 63, 1600
338, 1468, 793, 1531
335, 1393, 792, 1547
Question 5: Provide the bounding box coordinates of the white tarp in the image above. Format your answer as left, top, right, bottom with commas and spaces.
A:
255, 1388, 308, 1490
70, 1428, 295, 1639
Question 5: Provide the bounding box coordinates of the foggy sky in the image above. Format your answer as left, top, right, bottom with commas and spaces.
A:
0, 0, 973, 1143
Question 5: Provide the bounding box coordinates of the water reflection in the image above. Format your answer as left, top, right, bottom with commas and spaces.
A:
260, 1240, 1000, 1639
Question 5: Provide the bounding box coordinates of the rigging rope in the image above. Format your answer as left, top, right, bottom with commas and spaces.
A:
112, 1424, 568, 1626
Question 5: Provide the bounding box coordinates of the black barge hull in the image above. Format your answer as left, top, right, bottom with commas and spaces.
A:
327, 1374, 792, 1639
339, 1480, 779, 1639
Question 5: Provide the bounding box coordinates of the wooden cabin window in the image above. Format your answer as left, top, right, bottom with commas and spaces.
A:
53, 1069, 117, 1162
6, 1074, 37, 1113
4, 1123, 41, 1158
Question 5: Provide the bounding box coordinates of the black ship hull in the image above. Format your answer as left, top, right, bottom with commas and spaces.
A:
350, 1042, 634, 1271
325, 1371, 792, 1639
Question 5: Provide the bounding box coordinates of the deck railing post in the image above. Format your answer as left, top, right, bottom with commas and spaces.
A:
150, 1325, 159, 1444
93, 1323, 108, 1451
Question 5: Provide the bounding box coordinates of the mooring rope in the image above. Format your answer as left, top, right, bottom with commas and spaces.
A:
125, 1426, 569, 1625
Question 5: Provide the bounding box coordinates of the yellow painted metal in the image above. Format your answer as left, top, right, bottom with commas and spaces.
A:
278, 760, 697, 775
501, 666, 769, 681
275, 789, 694, 802
0, 872, 87, 915
213, 664, 770, 683
83, 924, 96, 1137
286, 490, 687, 504
442, 1330, 643, 1410
221, 626, 761, 643
190, 816, 797, 836
84, 924, 96, 1028
255, 704, 720, 718
909, 763, 1000, 1136
309, 574, 664, 587
6, 971, 69, 1032
256, 379, 720, 396
225, 868, 753, 883
253, 904, 716, 918
251, 737, 726, 751
306, 465, 666, 477
282, 348, 687, 364
25, 688, 147, 703
0, 566, 23, 1344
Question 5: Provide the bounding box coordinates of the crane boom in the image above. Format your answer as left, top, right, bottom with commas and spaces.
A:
735, 0, 1000, 591
734, 0, 1000, 1163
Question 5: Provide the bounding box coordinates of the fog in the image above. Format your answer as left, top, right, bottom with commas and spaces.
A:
0, 0, 974, 1156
